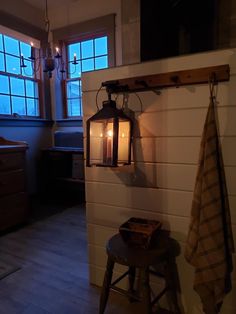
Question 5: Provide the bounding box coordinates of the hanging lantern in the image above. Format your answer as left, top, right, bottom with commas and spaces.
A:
86, 97, 133, 167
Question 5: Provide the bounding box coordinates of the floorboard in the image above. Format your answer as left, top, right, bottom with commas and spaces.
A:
0, 205, 172, 314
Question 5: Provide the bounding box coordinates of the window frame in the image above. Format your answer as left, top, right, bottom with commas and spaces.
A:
63, 77, 82, 118
65, 33, 109, 119
52, 14, 116, 123
0, 71, 41, 118
0, 28, 42, 119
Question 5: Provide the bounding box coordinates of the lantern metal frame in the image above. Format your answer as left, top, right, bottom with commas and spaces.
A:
86, 84, 133, 167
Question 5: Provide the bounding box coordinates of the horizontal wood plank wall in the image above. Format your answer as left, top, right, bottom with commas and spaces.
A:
82, 49, 236, 314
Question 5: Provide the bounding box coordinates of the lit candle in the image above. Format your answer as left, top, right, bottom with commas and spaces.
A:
73, 53, 77, 64
106, 129, 113, 162
30, 42, 35, 60
55, 47, 60, 58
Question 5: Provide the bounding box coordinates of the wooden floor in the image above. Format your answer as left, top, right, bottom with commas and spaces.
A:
0, 205, 167, 314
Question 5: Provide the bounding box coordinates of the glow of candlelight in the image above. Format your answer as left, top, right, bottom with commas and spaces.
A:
107, 130, 113, 138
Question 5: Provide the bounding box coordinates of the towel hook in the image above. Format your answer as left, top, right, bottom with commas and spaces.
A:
209, 72, 218, 100
170, 75, 180, 88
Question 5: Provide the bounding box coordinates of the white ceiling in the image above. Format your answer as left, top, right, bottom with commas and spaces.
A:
24, 0, 80, 10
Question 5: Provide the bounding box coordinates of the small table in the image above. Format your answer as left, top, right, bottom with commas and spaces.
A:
99, 232, 181, 314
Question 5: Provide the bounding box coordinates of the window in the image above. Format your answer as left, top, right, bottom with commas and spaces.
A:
65, 36, 108, 118
0, 32, 40, 117
52, 14, 115, 122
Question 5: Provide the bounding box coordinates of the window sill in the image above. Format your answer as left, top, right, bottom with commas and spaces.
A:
0, 117, 54, 127
55, 118, 83, 127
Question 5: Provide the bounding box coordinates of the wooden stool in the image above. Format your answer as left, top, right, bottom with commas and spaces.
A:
99, 231, 181, 314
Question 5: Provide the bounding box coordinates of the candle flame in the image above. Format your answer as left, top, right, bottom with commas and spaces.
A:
107, 130, 113, 137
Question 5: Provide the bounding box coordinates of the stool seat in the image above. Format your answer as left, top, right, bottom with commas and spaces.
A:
106, 231, 170, 268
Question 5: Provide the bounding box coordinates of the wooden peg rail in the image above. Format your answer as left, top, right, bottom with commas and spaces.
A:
105, 64, 230, 94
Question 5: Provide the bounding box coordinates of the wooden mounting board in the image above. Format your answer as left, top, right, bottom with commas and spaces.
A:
105, 64, 230, 93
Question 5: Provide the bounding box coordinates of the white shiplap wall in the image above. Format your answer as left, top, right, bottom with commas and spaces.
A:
82, 49, 236, 314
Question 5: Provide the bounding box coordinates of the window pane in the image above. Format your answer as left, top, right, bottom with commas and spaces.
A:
81, 40, 93, 59
95, 56, 108, 70
0, 52, 5, 71
67, 98, 81, 116
68, 61, 81, 79
0, 35, 3, 52
0, 75, 9, 94
12, 96, 26, 115
68, 43, 80, 62
10, 77, 25, 96
6, 55, 20, 74
26, 98, 39, 116
67, 80, 80, 98
95, 36, 107, 56
20, 42, 31, 59
0, 95, 11, 114
82, 58, 94, 72
21, 59, 34, 77
26, 80, 38, 97
4, 35, 19, 56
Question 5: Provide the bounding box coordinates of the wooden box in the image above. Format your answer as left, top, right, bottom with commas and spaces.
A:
119, 217, 162, 249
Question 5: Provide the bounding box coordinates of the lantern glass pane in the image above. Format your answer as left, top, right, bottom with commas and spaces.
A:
118, 120, 131, 164
90, 121, 104, 164
89, 119, 115, 166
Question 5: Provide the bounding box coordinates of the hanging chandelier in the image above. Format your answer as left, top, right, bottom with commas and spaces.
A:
20, 0, 72, 78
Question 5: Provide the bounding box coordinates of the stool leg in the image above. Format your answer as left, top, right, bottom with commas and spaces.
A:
128, 266, 136, 302
164, 258, 181, 314
99, 257, 114, 314
140, 267, 152, 314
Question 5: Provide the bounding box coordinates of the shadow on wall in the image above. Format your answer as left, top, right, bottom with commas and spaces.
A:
110, 93, 159, 189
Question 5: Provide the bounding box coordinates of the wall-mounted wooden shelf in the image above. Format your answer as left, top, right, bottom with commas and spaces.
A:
104, 64, 230, 94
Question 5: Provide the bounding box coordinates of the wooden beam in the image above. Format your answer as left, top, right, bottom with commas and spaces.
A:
105, 64, 230, 93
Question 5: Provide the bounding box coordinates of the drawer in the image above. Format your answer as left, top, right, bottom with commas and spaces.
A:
0, 152, 25, 172
0, 170, 25, 197
0, 192, 29, 230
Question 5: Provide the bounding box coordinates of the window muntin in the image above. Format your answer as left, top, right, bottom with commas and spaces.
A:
66, 35, 108, 118
0, 32, 40, 117
0, 74, 39, 117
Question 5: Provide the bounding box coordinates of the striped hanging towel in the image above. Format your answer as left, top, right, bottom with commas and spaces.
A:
184, 93, 234, 314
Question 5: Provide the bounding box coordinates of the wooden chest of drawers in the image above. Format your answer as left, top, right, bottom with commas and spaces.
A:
0, 137, 29, 231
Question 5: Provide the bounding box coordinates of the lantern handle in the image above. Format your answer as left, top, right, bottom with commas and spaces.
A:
95, 84, 103, 111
